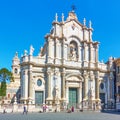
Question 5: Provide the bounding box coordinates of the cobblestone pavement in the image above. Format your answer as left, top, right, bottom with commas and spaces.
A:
0, 111, 120, 120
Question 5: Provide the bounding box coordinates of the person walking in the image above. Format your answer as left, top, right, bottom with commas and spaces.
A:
23, 105, 27, 115
3, 107, 6, 114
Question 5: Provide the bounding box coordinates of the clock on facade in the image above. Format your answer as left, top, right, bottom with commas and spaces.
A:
37, 79, 42, 86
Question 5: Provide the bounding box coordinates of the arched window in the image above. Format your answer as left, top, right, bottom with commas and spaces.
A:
14, 68, 18, 74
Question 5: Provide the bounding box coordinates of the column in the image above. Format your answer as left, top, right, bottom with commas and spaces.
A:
48, 38, 50, 57
78, 82, 82, 108
66, 81, 69, 104
84, 43, 87, 61
96, 75, 100, 100
48, 37, 53, 58
61, 71, 66, 99
83, 73, 88, 100
62, 39, 66, 64
55, 38, 59, 58
23, 70, 28, 104
89, 43, 92, 62
78, 46, 81, 62
28, 69, 33, 104
47, 71, 52, 99
95, 45, 98, 63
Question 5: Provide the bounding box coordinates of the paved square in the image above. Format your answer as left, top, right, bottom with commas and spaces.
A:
0, 111, 120, 120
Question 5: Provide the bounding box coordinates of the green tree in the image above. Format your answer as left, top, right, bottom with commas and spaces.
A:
0, 68, 14, 97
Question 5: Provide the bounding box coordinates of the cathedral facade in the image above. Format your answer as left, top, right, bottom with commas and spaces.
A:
9, 11, 118, 111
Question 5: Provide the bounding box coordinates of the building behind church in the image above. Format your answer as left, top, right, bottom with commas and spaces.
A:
2, 10, 120, 111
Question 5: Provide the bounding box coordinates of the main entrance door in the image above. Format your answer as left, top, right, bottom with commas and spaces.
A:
35, 91, 43, 105
69, 88, 77, 108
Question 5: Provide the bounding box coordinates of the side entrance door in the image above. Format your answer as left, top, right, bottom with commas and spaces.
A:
35, 91, 43, 105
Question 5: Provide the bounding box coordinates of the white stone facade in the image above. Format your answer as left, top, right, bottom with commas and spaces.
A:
8, 11, 117, 111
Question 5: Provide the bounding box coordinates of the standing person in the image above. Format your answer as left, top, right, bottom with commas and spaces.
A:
23, 105, 27, 115
71, 106, 74, 112
44, 104, 47, 112
3, 107, 6, 114
43, 105, 45, 112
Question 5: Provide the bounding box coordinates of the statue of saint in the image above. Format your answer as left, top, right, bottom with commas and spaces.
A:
55, 85, 59, 104
71, 49, 77, 61
30, 45, 34, 56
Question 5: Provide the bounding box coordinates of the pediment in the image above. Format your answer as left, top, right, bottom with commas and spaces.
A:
67, 76, 80, 81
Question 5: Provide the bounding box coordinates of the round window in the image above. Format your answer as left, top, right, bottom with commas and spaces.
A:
37, 79, 42, 86
100, 83, 104, 89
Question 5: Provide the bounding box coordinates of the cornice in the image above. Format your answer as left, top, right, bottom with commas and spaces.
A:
45, 34, 64, 41
114, 58, 120, 64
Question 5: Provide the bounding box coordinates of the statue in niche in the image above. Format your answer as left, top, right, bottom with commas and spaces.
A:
89, 87, 94, 99
55, 85, 59, 104
69, 47, 77, 61
69, 41, 77, 61
71, 49, 77, 60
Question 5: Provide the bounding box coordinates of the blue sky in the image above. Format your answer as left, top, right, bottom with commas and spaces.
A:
0, 0, 120, 70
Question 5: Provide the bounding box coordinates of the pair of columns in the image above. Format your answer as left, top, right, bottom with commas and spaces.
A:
83, 72, 100, 101
21, 69, 33, 104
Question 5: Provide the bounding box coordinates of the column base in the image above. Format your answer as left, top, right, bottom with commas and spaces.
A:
28, 97, 33, 104
60, 98, 67, 109
46, 97, 53, 105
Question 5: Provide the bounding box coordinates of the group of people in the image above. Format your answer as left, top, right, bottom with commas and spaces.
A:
67, 106, 74, 113
43, 104, 47, 112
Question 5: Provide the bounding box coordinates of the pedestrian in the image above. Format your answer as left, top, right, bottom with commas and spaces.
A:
71, 106, 74, 112
44, 104, 47, 112
3, 107, 6, 114
23, 105, 27, 115
43, 105, 45, 112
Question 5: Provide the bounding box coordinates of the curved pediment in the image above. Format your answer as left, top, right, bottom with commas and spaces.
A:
66, 73, 84, 82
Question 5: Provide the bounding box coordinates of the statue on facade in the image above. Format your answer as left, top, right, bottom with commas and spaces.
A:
30, 45, 34, 56
55, 85, 59, 104
72, 50, 77, 60
89, 87, 94, 99
24, 50, 28, 56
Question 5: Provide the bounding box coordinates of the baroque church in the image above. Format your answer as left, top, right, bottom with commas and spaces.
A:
4, 10, 120, 111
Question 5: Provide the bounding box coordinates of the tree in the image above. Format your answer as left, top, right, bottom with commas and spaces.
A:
0, 68, 14, 97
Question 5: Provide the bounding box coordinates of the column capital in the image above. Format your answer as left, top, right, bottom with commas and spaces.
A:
61, 71, 66, 76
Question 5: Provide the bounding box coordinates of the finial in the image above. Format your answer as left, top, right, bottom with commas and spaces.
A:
83, 18, 86, 26
24, 50, 27, 56
89, 20, 92, 28
71, 5, 76, 12
55, 13, 58, 22
30, 45, 34, 56
62, 13, 64, 22
15, 52, 18, 57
